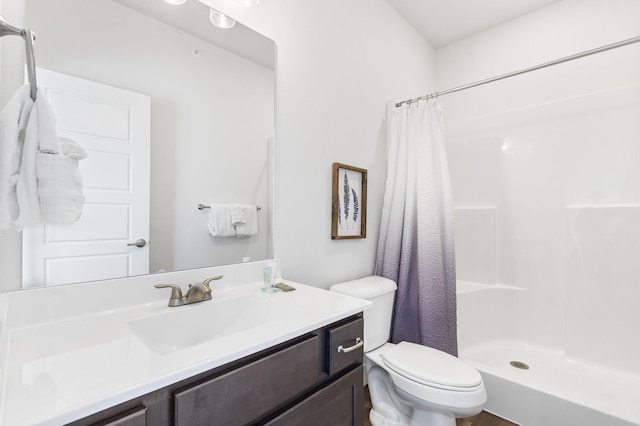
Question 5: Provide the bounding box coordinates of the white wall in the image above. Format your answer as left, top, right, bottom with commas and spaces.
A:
200, 0, 436, 287
441, 0, 640, 371
437, 0, 640, 121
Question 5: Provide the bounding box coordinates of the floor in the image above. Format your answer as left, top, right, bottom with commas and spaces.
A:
363, 386, 518, 426
455, 412, 519, 426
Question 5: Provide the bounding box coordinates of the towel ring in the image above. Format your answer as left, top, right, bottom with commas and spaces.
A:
0, 16, 37, 100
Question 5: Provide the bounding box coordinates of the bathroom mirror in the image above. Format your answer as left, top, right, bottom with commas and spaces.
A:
20, 0, 275, 288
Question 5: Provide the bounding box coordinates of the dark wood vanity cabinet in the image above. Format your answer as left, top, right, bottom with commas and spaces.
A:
69, 315, 364, 426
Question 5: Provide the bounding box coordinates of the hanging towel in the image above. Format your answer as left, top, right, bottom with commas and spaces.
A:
208, 204, 235, 237
14, 90, 49, 228
230, 204, 246, 225
14, 89, 87, 228
0, 85, 34, 231
37, 137, 87, 224
234, 204, 258, 237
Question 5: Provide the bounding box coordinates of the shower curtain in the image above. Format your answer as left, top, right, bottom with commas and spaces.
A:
376, 99, 458, 356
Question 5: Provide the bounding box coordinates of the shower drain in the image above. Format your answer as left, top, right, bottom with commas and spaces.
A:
510, 360, 530, 370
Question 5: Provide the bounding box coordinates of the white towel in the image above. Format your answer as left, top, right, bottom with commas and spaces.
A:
14, 91, 49, 229
234, 205, 258, 237
230, 204, 246, 225
14, 89, 87, 228
0, 85, 34, 231
208, 204, 235, 237
37, 137, 87, 224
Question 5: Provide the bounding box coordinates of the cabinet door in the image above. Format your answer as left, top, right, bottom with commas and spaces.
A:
264, 366, 364, 426
174, 335, 321, 426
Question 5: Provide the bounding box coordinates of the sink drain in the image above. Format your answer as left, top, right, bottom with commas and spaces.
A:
510, 360, 530, 370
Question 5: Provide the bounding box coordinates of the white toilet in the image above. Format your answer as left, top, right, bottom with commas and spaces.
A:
330, 276, 486, 426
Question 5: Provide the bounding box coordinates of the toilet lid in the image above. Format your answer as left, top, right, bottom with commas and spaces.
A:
382, 342, 482, 391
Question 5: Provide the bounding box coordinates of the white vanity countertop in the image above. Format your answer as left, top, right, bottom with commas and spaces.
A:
0, 262, 370, 425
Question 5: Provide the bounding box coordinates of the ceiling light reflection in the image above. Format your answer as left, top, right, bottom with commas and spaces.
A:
209, 9, 236, 29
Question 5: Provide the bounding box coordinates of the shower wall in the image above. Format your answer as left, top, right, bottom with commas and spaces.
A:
438, 0, 640, 373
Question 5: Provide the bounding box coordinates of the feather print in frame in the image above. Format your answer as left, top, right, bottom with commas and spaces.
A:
343, 170, 351, 226
352, 188, 359, 224
331, 163, 367, 239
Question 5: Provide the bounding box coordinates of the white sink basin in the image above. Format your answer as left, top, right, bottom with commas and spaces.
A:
127, 295, 304, 353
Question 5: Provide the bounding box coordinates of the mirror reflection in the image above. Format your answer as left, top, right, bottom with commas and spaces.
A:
21, 0, 275, 288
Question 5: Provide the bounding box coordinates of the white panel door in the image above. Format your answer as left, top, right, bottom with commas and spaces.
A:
22, 68, 150, 288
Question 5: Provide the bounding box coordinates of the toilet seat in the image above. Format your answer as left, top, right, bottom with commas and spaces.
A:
381, 342, 483, 392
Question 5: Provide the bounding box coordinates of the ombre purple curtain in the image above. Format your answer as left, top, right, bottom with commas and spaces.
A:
376, 99, 457, 356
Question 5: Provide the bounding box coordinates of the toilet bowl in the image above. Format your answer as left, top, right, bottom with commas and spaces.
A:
366, 342, 486, 425
330, 276, 486, 426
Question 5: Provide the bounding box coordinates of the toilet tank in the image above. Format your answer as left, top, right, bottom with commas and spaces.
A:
329, 276, 397, 352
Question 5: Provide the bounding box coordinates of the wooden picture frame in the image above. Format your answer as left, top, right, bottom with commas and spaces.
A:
331, 163, 367, 239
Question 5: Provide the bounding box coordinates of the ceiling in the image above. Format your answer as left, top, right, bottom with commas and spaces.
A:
113, 0, 275, 69
385, 0, 563, 48
112, 0, 564, 65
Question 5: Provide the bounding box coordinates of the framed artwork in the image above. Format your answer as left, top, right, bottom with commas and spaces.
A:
332, 163, 367, 239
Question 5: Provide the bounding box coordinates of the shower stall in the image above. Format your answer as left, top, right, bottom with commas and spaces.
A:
438, 3, 640, 424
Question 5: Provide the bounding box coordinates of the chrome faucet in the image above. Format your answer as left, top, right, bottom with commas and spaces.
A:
155, 275, 223, 307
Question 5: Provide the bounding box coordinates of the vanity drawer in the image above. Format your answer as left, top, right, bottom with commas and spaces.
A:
99, 407, 146, 426
76, 406, 146, 426
326, 316, 364, 376
173, 335, 321, 426
264, 365, 363, 426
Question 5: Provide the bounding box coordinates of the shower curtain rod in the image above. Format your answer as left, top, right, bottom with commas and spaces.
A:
396, 35, 640, 107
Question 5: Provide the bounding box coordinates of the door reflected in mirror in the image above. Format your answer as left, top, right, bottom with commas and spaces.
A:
21, 0, 275, 288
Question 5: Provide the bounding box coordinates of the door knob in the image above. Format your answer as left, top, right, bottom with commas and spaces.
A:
127, 238, 147, 248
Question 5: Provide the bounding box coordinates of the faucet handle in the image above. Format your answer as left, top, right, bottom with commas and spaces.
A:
155, 284, 184, 307
201, 275, 224, 291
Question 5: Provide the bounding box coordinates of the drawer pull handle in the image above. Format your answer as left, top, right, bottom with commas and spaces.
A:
337, 337, 363, 354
